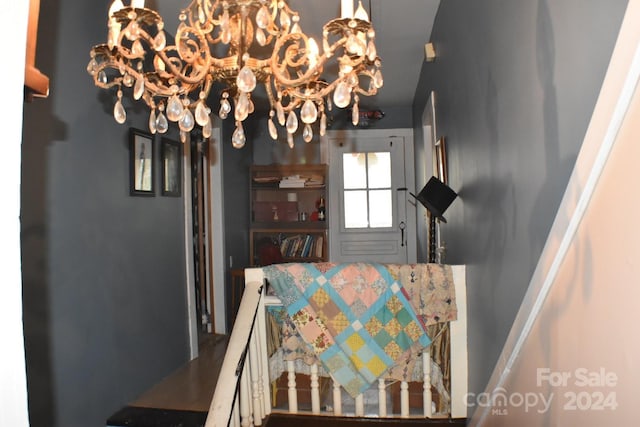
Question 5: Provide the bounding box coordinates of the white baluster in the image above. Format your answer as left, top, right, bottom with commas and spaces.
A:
332, 380, 342, 415
310, 363, 321, 414
287, 360, 298, 413
240, 362, 252, 427
355, 394, 364, 416
378, 379, 387, 417
400, 381, 409, 418
423, 350, 432, 417
249, 335, 263, 425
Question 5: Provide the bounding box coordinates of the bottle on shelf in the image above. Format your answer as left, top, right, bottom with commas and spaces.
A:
318, 196, 326, 221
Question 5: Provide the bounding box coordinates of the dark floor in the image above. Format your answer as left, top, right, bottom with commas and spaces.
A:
265, 413, 467, 427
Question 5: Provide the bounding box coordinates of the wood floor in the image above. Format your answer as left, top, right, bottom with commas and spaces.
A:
131, 333, 229, 412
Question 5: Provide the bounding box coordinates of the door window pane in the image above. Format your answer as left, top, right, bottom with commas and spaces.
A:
367, 152, 391, 189
344, 190, 369, 228
343, 153, 367, 189
369, 189, 392, 228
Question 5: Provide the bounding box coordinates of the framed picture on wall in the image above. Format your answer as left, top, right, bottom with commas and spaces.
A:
161, 138, 182, 197
129, 128, 154, 196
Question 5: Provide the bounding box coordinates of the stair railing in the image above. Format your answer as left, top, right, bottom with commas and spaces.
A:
206, 265, 467, 425
205, 268, 271, 427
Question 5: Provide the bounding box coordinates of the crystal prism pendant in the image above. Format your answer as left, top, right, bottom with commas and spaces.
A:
153, 55, 165, 71
235, 92, 250, 122
286, 111, 299, 134
202, 116, 212, 138
219, 101, 229, 119
154, 30, 166, 50
179, 108, 195, 132
180, 130, 187, 143
219, 93, 231, 119
86, 58, 97, 75
221, 28, 231, 44
268, 117, 278, 140
303, 124, 313, 143
148, 109, 157, 134
367, 40, 377, 62
333, 82, 351, 109
232, 122, 246, 149
280, 10, 291, 31
300, 100, 318, 124
167, 95, 183, 122
276, 101, 286, 126
320, 113, 327, 136
114, 99, 126, 124
195, 101, 209, 126
123, 73, 134, 87
156, 111, 169, 133
346, 34, 360, 55
374, 70, 384, 88
98, 70, 108, 84
237, 66, 257, 93
256, 5, 271, 29
256, 28, 266, 46
131, 39, 144, 57
352, 102, 359, 126
287, 132, 294, 149
133, 75, 144, 100
198, 4, 206, 24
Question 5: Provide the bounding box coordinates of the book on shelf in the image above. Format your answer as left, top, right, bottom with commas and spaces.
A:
279, 174, 307, 188
278, 234, 322, 259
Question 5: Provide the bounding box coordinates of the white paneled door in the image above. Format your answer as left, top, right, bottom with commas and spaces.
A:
327, 129, 416, 264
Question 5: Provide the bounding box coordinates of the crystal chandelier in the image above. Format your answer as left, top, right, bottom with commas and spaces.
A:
87, 0, 383, 148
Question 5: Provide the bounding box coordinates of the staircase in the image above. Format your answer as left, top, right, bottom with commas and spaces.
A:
107, 266, 467, 427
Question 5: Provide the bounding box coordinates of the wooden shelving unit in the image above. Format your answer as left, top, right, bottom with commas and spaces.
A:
249, 164, 328, 266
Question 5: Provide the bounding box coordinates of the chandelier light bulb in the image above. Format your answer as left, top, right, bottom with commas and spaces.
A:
354, 0, 369, 21
340, 0, 354, 19
109, 0, 125, 17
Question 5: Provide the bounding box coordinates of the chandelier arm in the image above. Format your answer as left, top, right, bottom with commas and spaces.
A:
270, 32, 325, 87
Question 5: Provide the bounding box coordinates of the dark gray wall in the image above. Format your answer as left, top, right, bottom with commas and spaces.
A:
21, 0, 191, 425
413, 0, 628, 406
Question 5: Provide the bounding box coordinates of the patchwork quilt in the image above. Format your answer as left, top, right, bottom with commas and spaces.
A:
263, 262, 432, 398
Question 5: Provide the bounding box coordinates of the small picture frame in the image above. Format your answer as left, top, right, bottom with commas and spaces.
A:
161, 138, 182, 197
130, 128, 154, 196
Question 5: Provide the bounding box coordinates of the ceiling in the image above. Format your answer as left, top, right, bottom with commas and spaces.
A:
155, 0, 441, 112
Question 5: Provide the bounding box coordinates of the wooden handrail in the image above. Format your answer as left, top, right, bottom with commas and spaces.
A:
205, 276, 264, 427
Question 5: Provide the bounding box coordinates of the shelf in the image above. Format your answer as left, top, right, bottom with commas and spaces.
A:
250, 164, 328, 266
251, 222, 327, 230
